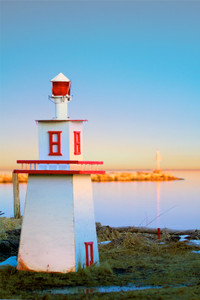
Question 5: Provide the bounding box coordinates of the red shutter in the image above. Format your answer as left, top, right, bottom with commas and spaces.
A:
48, 131, 62, 156
84, 242, 94, 267
74, 131, 81, 155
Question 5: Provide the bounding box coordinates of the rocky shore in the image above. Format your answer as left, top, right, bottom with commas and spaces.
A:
96, 223, 200, 241
92, 170, 182, 182
0, 219, 199, 262
0, 174, 27, 184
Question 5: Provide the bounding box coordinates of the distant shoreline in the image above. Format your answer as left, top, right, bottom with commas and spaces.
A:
0, 170, 182, 183
92, 170, 182, 182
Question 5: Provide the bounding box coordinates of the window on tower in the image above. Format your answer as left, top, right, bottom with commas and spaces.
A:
48, 131, 62, 156
74, 131, 81, 155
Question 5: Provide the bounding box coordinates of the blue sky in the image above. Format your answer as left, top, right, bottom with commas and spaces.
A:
1, 0, 200, 170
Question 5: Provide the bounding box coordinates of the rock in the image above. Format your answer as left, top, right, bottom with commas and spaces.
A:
0, 229, 21, 261
186, 230, 200, 240
0, 241, 11, 258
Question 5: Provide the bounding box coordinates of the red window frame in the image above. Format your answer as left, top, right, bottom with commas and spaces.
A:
74, 131, 81, 155
84, 242, 94, 267
48, 131, 62, 156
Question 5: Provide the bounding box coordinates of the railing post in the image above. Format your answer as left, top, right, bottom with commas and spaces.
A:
12, 172, 21, 219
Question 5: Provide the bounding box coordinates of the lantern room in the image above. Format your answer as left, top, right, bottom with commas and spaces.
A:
51, 73, 71, 96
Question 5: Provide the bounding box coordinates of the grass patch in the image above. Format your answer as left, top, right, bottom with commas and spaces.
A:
0, 217, 22, 239
0, 222, 200, 299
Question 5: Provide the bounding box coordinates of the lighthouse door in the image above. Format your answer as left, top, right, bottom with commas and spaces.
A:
84, 242, 94, 267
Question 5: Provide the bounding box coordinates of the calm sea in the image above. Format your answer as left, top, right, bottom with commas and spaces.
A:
0, 171, 199, 230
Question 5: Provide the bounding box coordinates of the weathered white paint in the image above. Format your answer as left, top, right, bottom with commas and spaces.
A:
17, 174, 98, 272
17, 175, 76, 273
38, 121, 83, 168
73, 175, 99, 269
51, 73, 70, 82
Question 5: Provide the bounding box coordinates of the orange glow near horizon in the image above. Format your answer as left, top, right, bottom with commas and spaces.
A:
1, 131, 200, 171
1, 149, 200, 172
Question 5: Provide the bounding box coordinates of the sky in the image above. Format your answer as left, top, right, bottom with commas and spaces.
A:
0, 0, 200, 170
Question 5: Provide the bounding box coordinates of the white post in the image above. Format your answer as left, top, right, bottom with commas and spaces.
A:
156, 150, 162, 170
55, 101, 68, 119
50, 96, 71, 119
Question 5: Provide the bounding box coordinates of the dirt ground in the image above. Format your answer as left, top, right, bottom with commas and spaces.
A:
0, 220, 200, 299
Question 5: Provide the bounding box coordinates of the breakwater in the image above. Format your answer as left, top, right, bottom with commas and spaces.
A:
0, 170, 182, 184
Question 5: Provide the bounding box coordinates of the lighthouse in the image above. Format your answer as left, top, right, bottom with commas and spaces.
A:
14, 73, 104, 273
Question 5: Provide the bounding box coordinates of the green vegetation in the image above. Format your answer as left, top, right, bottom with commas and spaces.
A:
0, 217, 22, 239
0, 219, 200, 299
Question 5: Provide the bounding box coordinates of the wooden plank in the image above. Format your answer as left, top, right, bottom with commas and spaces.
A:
12, 172, 21, 219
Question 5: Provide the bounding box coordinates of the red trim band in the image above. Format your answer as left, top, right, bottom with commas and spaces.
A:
13, 170, 105, 175
36, 120, 88, 122
16, 160, 104, 165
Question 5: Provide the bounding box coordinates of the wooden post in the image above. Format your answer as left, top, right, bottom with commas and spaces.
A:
12, 172, 21, 218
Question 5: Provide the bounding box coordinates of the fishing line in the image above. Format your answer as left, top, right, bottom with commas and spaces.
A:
145, 205, 177, 227
138, 205, 177, 227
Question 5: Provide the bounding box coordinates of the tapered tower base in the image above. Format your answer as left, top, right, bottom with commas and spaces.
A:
17, 174, 99, 273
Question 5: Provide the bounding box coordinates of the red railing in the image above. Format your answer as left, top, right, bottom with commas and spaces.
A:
17, 160, 103, 165
14, 160, 105, 175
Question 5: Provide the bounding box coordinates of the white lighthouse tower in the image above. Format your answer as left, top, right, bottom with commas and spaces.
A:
14, 73, 104, 273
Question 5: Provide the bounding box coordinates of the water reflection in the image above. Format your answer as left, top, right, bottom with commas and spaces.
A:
93, 171, 200, 230
0, 183, 26, 218
42, 284, 161, 295
0, 171, 200, 230
156, 182, 160, 230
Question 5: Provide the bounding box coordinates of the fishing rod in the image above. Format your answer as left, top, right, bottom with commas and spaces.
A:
138, 205, 177, 227
145, 205, 177, 227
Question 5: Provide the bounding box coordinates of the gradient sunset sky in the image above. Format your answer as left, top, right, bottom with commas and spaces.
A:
1, 0, 200, 170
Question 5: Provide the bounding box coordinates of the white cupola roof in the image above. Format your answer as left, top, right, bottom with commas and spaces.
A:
51, 73, 70, 82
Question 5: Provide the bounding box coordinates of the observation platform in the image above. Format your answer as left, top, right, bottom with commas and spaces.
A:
13, 160, 105, 175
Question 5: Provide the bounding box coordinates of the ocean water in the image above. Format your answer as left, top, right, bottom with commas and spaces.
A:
0, 171, 199, 230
